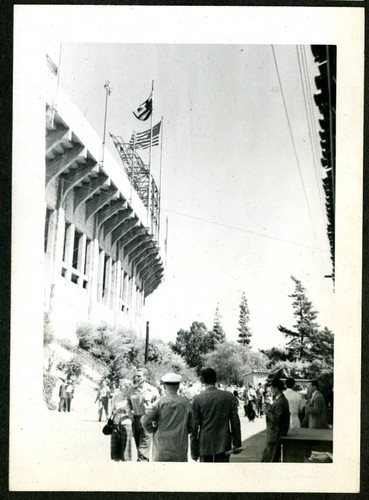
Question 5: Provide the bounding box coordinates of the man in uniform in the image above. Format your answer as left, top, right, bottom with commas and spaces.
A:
190, 367, 242, 463
142, 373, 194, 461
127, 367, 159, 461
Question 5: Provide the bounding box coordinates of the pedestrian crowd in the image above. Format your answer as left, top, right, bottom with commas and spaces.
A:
96, 367, 243, 462
67, 371, 331, 463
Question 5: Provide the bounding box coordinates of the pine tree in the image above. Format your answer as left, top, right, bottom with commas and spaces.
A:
208, 305, 226, 348
277, 276, 320, 361
237, 292, 252, 346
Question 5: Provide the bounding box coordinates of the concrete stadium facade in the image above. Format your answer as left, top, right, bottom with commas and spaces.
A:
44, 55, 164, 345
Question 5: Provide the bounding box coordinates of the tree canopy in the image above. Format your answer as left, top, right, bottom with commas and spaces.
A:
237, 292, 252, 346
208, 305, 226, 348
203, 341, 268, 386
171, 321, 214, 373
277, 276, 320, 361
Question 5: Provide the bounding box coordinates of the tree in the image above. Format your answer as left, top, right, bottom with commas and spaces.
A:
56, 356, 83, 382
309, 327, 334, 365
261, 346, 290, 368
208, 305, 226, 348
171, 322, 213, 372
203, 341, 267, 386
237, 292, 252, 346
277, 276, 320, 361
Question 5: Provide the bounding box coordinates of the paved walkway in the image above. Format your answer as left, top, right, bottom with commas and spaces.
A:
42, 385, 268, 464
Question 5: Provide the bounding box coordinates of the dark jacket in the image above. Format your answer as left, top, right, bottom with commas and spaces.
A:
307, 390, 328, 429
190, 386, 241, 458
265, 392, 290, 442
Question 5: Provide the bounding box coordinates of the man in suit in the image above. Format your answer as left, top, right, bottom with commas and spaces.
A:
305, 380, 328, 429
190, 367, 242, 463
261, 378, 290, 462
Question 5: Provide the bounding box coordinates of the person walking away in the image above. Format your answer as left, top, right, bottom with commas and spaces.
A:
247, 384, 258, 417
305, 380, 328, 429
256, 383, 265, 417
242, 385, 249, 417
284, 377, 305, 429
261, 378, 290, 462
142, 373, 194, 461
233, 390, 240, 410
127, 367, 159, 461
110, 379, 133, 461
246, 400, 256, 422
65, 379, 74, 412
95, 379, 111, 422
58, 378, 67, 412
190, 367, 242, 463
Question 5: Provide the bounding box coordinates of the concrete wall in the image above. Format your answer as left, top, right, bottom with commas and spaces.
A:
44, 58, 162, 345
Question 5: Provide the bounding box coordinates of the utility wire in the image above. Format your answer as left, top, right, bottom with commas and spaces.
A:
297, 45, 326, 224
271, 45, 318, 244
163, 207, 327, 252
297, 46, 332, 272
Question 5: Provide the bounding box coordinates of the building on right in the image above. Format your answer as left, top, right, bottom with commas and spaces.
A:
311, 45, 336, 284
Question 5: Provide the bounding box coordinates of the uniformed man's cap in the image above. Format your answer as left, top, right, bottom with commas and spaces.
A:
161, 373, 182, 384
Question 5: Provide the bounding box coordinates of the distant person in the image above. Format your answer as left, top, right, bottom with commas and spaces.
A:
58, 378, 67, 412
65, 379, 74, 412
246, 400, 256, 422
95, 379, 111, 422
110, 381, 119, 399
190, 368, 242, 463
261, 378, 290, 462
246, 384, 257, 418
256, 383, 265, 417
110, 379, 133, 461
305, 381, 328, 429
242, 385, 249, 417
284, 378, 305, 429
233, 390, 240, 409
127, 367, 160, 461
142, 373, 194, 461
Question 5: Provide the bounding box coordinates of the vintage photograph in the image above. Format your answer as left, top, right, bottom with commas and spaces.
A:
11, 5, 363, 493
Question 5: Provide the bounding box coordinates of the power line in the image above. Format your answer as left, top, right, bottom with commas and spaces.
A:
297, 45, 332, 272
162, 207, 327, 252
271, 45, 318, 244
297, 45, 326, 223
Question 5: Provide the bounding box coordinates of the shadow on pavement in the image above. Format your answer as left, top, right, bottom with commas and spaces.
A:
231, 429, 267, 463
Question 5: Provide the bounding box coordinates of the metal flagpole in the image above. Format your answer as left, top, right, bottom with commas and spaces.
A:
165, 216, 168, 267
147, 80, 154, 229
100, 81, 112, 167
157, 116, 164, 243
51, 42, 63, 129
131, 132, 136, 203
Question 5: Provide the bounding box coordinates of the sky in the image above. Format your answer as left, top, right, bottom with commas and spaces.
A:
53, 42, 335, 350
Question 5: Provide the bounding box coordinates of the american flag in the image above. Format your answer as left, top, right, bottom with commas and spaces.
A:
130, 121, 161, 150
132, 92, 153, 121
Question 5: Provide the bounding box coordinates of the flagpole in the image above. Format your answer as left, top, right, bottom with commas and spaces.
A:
100, 81, 111, 167
147, 80, 154, 230
165, 216, 168, 268
51, 42, 63, 128
157, 116, 164, 244
131, 132, 136, 203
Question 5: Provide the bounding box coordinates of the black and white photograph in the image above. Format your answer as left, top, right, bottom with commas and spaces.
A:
11, 5, 363, 493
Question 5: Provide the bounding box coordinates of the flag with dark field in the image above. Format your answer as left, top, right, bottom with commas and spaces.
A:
130, 121, 161, 150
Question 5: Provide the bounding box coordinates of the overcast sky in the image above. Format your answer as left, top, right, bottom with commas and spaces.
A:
54, 42, 335, 349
